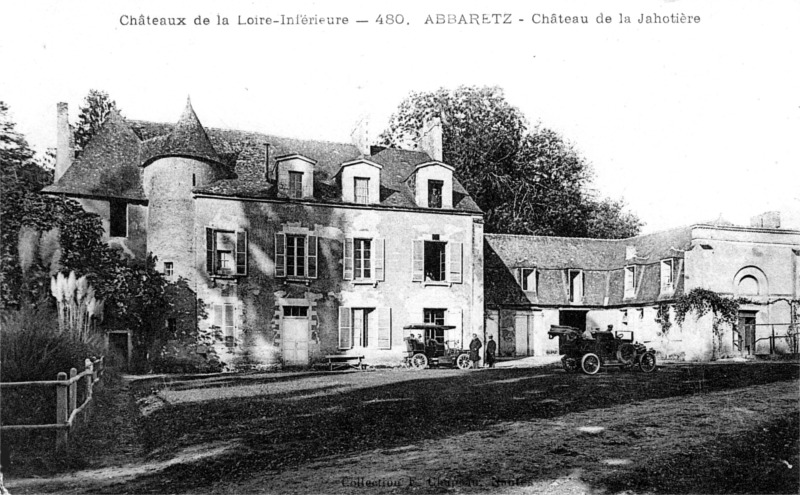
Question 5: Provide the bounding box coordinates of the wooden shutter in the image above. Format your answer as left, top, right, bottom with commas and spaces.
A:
338, 306, 352, 349
307, 235, 318, 279
275, 233, 286, 277
213, 304, 223, 328
302, 172, 313, 198
374, 238, 385, 281
411, 240, 424, 282
377, 307, 391, 349
206, 228, 215, 274
449, 242, 463, 283
224, 304, 235, 338
343, 237, 354, 280
235, 230, 248, 276
445, 307, 462, 347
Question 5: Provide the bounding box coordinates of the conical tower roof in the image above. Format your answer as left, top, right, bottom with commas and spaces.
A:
143, 97, 221, 165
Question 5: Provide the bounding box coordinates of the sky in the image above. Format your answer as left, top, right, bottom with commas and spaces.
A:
1, 0, 798, 233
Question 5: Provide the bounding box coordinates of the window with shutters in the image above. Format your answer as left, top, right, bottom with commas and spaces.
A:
212, 303, 237, 347
339, 307, 391, 350
275, 230, 318, 279
354, 239, 371, 279
624, 265, 637, 299
411, 238, 463, 285
343, 236, 384, 283
354, 177, 370, 205
205, 228, 248, 277
660, 259, 675, 293
518, 268, 537, 293
568, 269, 583, 303
424, 241, 446, 281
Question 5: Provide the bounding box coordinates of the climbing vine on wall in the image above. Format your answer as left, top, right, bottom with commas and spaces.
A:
656, 304, 672, 335
674, 288, 742, 360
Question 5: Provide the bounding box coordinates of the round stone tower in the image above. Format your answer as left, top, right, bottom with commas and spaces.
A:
142, 98, 229, 281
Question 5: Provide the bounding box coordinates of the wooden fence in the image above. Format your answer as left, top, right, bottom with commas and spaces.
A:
0, 356, 105, 447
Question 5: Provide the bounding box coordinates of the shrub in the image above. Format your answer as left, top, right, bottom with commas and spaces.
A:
0, 306, 102, 426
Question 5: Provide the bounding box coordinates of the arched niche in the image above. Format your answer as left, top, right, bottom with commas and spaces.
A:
733, 266, 768, 297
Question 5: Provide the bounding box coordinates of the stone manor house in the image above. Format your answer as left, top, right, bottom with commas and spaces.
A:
45, 100, 799, 368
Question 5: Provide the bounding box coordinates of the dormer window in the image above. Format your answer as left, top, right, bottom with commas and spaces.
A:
336, 159, 382, 205
276, 154, 316, 199
354, 177, 370, 205
288, 171, 303, 199
624, 265, 637, 299
411, 161, 454, 209
568, 269, 583, 303
428, 180, 443, 208
660, 259, 675, 293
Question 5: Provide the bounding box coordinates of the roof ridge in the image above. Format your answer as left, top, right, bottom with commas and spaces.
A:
485, 233, 624, 243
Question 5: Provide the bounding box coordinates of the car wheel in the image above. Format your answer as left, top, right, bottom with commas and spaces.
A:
456, 353, 471, 370
616, 343, 636, 365
411, 353, 428, 370
581, 353, 601, 375
562, 356, 579, 373
638, 352, 657, 373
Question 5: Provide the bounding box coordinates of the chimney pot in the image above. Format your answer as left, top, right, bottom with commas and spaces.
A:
55, 102, 74, 183
420, 117, 443, 161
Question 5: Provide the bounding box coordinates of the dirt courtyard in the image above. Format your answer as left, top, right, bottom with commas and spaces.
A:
5, 362, 799, 494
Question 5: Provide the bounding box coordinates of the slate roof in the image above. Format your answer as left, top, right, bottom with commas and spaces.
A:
485, 227, 694, 308
44, 110, 145, 201
140, 98, 222, 166
47, 102, 480, 213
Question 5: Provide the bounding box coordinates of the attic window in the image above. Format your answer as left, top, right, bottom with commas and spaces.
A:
624, 266, 636, 298
109, 200, 127, 237
354, 177, 369, 205
568, 269, 583, 303
519, 268, 537, 293
288, 171, 303, 199
428, 180, 443, 208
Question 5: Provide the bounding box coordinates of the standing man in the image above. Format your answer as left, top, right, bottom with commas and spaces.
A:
485, 335, 497, 368
469, 333, 482, 369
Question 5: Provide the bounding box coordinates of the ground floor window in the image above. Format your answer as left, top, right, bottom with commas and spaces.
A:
339, 307, 391, 350
424, 308, 446, 342
212, 303, 236, 346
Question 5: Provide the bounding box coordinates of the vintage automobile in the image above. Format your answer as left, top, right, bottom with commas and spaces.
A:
402, 324, 473, 370
548, 325, 657, 375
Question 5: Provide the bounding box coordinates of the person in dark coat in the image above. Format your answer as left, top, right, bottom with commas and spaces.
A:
485, 335, 497, 368
469, 333, 482, 369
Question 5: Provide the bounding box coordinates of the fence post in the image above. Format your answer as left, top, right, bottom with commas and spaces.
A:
56, 372, 68, 448
85, 359, 94, 399
69, 368, 77, 425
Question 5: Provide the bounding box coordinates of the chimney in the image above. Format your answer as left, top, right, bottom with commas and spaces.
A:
420, 117, 442, 161
264, 143, 271, 181
350, 116, 370, 155
55, 102, 74, 182
750, 211, 781, 229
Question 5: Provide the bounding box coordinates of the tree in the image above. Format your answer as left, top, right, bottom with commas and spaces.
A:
585, 197, 644, 239
73, 90, 118, 157
380, 86, 643, 238
0, 101, 52, 193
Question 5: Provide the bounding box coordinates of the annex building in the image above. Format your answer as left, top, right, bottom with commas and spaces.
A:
485, 216, 800, 362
